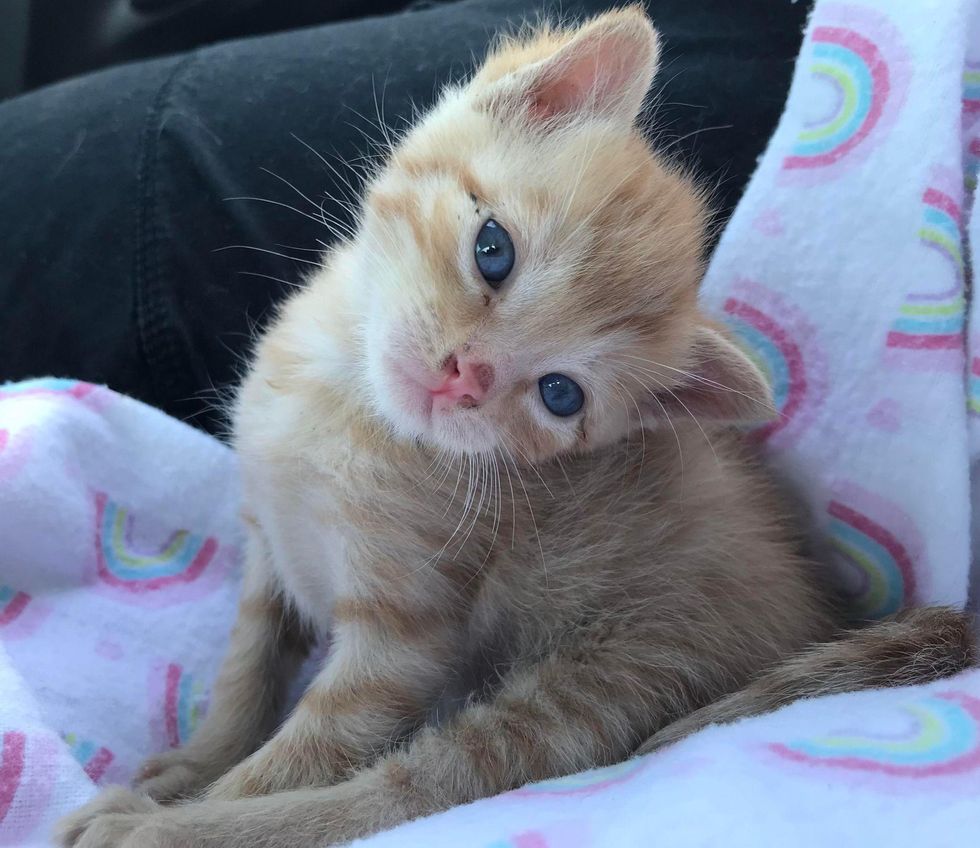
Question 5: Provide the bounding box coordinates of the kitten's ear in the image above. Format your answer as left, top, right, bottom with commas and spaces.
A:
477, 7, 660, 127
649, 324, 776, 426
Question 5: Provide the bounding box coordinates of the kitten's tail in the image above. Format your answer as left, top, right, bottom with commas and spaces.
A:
636, 606, 977, 756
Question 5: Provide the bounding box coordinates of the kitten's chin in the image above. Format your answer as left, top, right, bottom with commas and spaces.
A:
427, 412, 501, 456
387, 404, 500, 457
374, 390, 500, 456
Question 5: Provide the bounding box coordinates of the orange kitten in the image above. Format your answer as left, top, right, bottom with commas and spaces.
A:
59, 7, 973, 847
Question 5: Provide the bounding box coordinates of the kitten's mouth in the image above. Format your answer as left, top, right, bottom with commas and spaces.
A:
380, 357, 495, 454
393, 372, 484, 424
368, 338, 507, 456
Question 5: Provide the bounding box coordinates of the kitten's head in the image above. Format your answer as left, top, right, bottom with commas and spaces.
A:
351, 6, 771, 460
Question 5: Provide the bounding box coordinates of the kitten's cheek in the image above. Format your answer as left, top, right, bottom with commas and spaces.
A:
372, 357, 433, 435
393, 384, 434, 429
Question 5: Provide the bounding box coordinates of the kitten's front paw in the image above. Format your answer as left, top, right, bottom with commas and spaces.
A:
134, 749, 217, 802
54, 786, 158, 847
74, 816, 195, 848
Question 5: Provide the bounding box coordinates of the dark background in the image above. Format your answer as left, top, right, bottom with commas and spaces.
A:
0, 0, 813, 433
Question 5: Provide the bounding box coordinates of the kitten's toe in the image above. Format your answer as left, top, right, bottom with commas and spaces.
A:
119, 820, 198, 848
54, 787, 157, 846
137, 761, 210, 802
134, 751, 214, 802
73, 813, 161, 848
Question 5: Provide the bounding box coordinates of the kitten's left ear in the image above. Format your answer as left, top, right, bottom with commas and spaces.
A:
649, 324, 776, 426
478, 7, 660, 127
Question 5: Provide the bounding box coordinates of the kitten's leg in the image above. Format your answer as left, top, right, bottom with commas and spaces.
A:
203, 591, 461, 799
135, 528, 312, 801
70, 637, 679, 847
636, 606, 976, 755
73, 611, 977, 848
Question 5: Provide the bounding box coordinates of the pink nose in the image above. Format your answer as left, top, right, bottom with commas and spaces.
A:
431, 354, 494, 408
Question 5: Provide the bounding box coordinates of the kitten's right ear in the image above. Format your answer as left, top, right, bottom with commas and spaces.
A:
475, 7, 660, 128
647, 324, 777, 426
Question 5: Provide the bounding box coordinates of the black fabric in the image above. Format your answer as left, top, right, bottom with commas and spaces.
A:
0, 0, 813, 434
24, 0, 419, 90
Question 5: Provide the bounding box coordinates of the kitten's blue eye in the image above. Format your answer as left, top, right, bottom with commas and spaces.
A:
538, 373, 584, 417
474, 219, 515, 287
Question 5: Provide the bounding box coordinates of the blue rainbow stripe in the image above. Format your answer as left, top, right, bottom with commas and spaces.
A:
772, 692, 980, 776
792, 42, 873, 158
789, 698, 974, 765
177, 671, 205, 743
827, 497, 915, 619
724, 317, 789, 412
784, 26, 889, 170
94, 492, 218, 592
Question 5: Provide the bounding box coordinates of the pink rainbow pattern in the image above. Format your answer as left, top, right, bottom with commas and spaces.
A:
964, 62, 980, 189
783, 26, 889, 170
720, 280, 826, 448
92, 491, 231, 604
486, 822, 591, 848
487, 833, 552, 848
149, 663, 209, 750
0, 585, 48, 640
780, 6, 908, 182
966, 137, 980, 191
770, 691, 980, 778
0, 425, 31, 483
0, 732, 25, 827
824, 482, 921, 620
0, 585, 31, 629
964, 61, 980, 116
885, 177, 965, 370
61, 733, 114, 784
0, 732, 57, 841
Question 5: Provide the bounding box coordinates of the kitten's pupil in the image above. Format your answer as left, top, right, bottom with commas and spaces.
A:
538, 373, 585, 417
474, 219, 515, 288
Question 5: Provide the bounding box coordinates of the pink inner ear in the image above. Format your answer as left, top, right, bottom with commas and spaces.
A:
529, 77, 581, 121
529, 55, 599, 120
527, 32, 637, 121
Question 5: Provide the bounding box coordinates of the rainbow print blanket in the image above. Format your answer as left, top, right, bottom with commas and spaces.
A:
0, 379, 242, 845
0, 388, 978, 847
4, 0, 980, 844
698, 0, 980, 626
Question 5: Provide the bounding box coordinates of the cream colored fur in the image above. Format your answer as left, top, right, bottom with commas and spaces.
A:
57, 7, 974, 847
